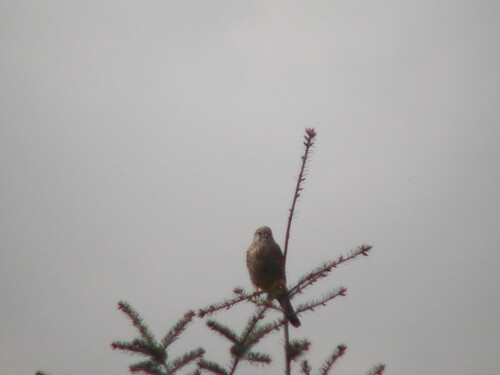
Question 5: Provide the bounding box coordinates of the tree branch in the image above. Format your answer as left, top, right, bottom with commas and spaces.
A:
283, 128, 317, 265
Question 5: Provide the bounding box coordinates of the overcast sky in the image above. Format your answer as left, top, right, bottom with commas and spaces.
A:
1, 1, 499, 375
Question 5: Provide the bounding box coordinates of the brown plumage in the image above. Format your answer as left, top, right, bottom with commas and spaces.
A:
246, 226, 301, 328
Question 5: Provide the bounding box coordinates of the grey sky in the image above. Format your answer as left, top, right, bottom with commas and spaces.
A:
1, 1, 499, 374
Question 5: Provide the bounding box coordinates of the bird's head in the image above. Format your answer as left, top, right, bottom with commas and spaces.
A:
254, 226, 273, 241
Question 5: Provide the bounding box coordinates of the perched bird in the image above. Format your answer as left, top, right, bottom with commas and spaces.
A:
246, 226, 301, 328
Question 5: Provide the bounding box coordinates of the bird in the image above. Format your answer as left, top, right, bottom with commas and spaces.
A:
246, 226, 301, 328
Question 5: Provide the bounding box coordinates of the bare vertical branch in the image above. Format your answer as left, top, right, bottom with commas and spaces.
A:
284, 323, 291, 375
283, 128, 317, 266
282, 128, 317, 375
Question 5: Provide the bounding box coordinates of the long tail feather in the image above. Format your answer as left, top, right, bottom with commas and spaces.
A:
277, 294, 301, 328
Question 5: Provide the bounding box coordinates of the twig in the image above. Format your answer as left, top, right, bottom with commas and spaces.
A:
296, 287, 347, 314
284, 322, 291, 375
283, 128, 317, 265
198, 288, 264, 318
228, 306, 270, 375
282, 128, 316, 375
319, 344, 347, 375
289, 244, 372, 297
367, 364, 386, 375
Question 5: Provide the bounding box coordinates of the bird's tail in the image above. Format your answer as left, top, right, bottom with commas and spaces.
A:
277, 293, 301, 328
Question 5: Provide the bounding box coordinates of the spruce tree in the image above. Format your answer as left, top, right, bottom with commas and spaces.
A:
38, 129, 385, 375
